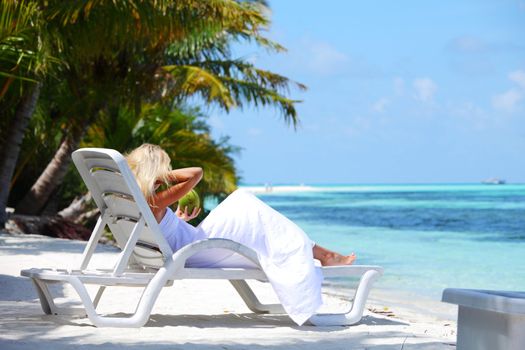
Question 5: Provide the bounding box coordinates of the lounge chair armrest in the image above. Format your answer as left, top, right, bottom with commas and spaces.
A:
320, 265, 384, 277
170, 238, 261, 267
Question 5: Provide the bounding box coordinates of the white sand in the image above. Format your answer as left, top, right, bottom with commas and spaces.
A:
0, 231, 457, 349
240, 185, 318, 194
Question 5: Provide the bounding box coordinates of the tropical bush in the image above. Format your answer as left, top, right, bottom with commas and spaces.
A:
0, 0, 304, 230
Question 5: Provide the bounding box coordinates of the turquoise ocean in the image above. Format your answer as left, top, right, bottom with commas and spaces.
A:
246, 184, 525, 300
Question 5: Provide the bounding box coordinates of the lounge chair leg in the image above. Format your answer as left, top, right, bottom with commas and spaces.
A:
31, 278, 87, 316
229, 280, 285, 314
93, 286, 106, 309
309, 269, 381, 326
61, 260, 182, 327
31, 279, 56, 315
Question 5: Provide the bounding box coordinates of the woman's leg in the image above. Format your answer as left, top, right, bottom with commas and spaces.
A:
202, 190, 356, 267
313, 244, 356, 266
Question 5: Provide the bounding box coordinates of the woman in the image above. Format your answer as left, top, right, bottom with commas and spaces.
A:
126, 143, 356, 325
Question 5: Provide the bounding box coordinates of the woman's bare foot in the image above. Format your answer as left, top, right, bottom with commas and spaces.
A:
320, 252, 356, 266
312, 244, 356, 266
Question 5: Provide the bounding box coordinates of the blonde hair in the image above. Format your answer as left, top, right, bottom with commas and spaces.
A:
125, 144, 172, 202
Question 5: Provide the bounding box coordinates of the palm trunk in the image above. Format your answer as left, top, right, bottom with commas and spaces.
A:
58, 192, 92, 221
0, 83, 41, 228
15, 120, 88, 215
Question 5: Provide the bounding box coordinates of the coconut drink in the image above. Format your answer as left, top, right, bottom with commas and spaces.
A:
178, 189, 201, 213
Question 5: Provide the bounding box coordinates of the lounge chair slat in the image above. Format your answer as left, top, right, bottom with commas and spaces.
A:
92, 170, 132, 198
84, 156, 121, 173
104, 195, 141, 221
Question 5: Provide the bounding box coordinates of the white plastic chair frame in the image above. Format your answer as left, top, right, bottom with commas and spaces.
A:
21, 148, 383, 327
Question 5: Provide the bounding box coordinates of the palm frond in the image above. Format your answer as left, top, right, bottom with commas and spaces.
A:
164, 64, 234, 109
0, 0, 39, 83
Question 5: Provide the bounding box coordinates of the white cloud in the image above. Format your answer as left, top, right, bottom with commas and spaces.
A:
303, 122, 320, 132
448, 36, 486, 53
413, 78, 437, 103
450, 101, 489, 130
310, 42, 347, 66
491, 69, 525, 112
343, 116, 371, 136
393, 77, 405, 95
295, 37, 385, 78
448, 35, 524, 57
247, 127, 263, 136
509, 70, 525, 89
452, 102, 485, 118
492, 89, 523, 112
301, 38, 348, 74
372, 98, 389, 113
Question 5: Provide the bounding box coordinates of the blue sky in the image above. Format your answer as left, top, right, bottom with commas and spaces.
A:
209, 0, 525, 184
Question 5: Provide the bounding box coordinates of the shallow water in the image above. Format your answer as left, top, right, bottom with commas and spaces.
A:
252, 184, 525, 299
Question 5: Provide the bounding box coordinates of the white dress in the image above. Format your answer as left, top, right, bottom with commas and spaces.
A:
158, 189, 323, 325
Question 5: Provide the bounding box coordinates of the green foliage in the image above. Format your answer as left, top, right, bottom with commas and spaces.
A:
4, 0, 305, 221
0, 2, 60, 206
0, 0, 58, 92
0, 0, 40, 83
38, 0, 303, 123
0, 0, 49, 146
82, 103, 239, 201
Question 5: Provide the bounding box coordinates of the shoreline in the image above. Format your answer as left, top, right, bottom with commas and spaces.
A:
240, 183, 525, 194
240, 185, 318, 194
0, 231, 456, 349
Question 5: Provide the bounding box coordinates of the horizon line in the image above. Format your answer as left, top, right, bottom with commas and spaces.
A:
239, 182, 524, 186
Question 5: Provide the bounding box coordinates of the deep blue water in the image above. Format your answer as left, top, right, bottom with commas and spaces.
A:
251, 184, 525, 298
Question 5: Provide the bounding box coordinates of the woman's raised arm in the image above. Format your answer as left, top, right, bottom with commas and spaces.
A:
151, 167, 203, 209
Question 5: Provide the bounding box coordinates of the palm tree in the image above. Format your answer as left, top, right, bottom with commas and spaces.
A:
0, 0, 55, 227
0, 0, 41, 97
15, 0, 305, 216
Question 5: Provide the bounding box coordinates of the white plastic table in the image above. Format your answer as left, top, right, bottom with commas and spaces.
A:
442, 288, 525, 350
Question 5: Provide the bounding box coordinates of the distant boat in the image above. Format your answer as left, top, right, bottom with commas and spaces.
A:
481, 178, 506, 185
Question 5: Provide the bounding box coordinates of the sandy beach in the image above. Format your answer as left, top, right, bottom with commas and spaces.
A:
240, 185, 318, 194
0, 230, 457, 349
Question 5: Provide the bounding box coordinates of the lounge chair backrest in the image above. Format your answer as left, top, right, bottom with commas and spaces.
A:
72, 148, 173, 270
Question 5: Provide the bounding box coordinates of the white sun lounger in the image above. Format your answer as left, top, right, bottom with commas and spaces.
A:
442, 288, 525, 350
20, 148, 383, 328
